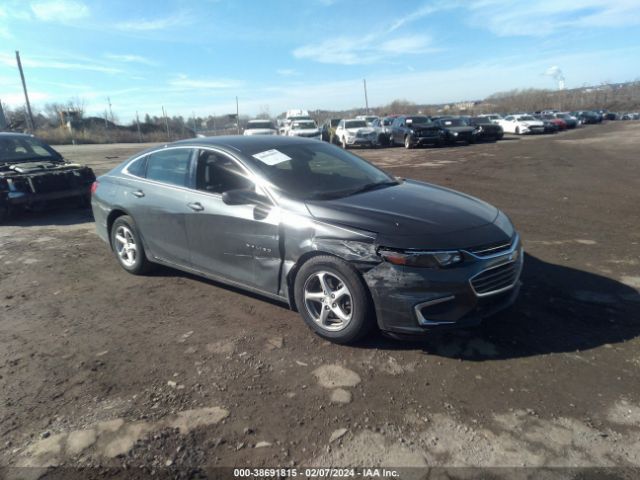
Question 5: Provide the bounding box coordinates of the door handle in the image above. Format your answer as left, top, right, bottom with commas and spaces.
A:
131, 190, 145, 198
187, 202, 204, 212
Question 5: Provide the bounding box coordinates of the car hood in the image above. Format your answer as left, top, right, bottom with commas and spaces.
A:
244, 129, 277, 135
519, 120, 544, 127
305, 180, 512, 249
443, 126, 476, 133
345, 127, 375, 134
0, 159, 71, 174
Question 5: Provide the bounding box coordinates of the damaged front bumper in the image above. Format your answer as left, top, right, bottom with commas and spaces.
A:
362, 236, 523, 335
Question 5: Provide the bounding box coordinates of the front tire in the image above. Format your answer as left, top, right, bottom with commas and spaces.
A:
110, 215, 152, 275
404, 135, 413, 149
294, 255, 373, 344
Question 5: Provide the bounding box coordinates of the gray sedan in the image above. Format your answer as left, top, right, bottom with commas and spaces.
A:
91, 136, 522, 343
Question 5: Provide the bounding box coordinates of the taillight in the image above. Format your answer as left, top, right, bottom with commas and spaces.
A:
90, 181, 99, 195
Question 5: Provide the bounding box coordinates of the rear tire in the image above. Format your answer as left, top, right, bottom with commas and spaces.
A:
294, 255, 374, 344
110, 215, 153, 275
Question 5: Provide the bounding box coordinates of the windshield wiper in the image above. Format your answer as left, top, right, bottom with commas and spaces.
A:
308, 180, 399, 201
343, 180, 399, 197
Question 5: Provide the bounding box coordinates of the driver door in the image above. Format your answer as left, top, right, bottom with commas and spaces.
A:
184, 149, 281, 293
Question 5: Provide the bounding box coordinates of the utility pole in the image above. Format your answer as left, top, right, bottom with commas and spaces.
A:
135, 111, 142, 143
107, 97, 114, 123
15, 51, 35, 131
162, 106, 170, 141
192, 111, 197, 137
0, 100, 7, 130
236, 96, 240, 135
363, 79, 369, 114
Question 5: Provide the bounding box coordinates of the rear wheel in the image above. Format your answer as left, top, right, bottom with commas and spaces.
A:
110, 215, 152, 275
294, 256, 373, 344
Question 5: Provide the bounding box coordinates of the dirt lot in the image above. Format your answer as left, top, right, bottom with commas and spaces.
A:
1, 123, 639, 478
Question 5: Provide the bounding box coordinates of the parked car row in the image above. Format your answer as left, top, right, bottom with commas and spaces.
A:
241, 106, 627, 149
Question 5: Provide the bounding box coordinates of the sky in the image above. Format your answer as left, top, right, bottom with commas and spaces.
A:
1, 0, 639, 122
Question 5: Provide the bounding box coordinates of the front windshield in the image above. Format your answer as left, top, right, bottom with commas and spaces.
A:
246, 142, 396, 200
439, 118, 467, 127
406, 116, 430, 124
345, 120, 367, 129
247, 121, 274, 129
0, 136, 60, 163
471, 117, 491, 124
292, 121, 316, 129
330, 119, 341, 127
518, 115, 535, 121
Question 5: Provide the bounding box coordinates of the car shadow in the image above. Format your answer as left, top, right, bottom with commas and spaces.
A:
2, 205, 94, 227
357, 253, 640, 360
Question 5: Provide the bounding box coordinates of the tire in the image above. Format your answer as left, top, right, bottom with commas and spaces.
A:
294, 255, 374, 344
404, 135, 413, 149
110, 215, 152, 275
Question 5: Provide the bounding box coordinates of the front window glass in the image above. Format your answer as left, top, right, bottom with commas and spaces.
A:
247, 121, 274, 129
292, 121, 316, 129
246, 142, 395, 200
195, 150, 253, 194
145, 148, 192, 187
0, 136, 60, 163
406, 116, 430, 124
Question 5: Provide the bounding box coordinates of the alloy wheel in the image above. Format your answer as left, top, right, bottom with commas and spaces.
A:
303, 271, 353, 331
114, 225, 137, 267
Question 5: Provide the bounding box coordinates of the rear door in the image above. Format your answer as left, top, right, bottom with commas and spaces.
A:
184, 149, 281, 293
123, 147, 194, 266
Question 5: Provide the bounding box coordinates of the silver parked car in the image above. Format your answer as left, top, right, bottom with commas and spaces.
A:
91, 136, 522, 343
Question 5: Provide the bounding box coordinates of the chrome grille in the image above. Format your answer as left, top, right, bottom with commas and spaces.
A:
468, 240, 513, 257
471, 262, 518, 295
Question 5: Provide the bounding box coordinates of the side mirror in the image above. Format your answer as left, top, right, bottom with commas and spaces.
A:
222, 188, 269, 206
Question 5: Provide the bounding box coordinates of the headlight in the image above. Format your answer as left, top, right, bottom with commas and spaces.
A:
378, 248, 463, 268
474, 127, 482, 133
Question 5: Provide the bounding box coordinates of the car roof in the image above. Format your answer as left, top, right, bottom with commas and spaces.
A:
170, 135, 318, 153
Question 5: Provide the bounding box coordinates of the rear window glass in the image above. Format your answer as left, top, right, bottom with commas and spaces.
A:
146, 149, 192, 187
127, 155, 148, 177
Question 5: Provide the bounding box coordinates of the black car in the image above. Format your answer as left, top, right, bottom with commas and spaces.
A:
466, 117, 504, 141
389, 116, 447, 148
533, 115, 559, 133
0, 133, 96, 222
92, 136, 523, 344
431, 117, 478, 144
572, 111, 601, 124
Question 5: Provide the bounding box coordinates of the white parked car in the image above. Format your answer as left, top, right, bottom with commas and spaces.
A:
287, 119, 321, 140
498, 114, 545, 135
243, 120, 278, 136
335, 119, 379, 148
478, 114, 503, 124
356, 115, 380, 126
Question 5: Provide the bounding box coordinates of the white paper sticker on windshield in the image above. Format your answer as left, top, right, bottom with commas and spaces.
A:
252, 149, 292, 166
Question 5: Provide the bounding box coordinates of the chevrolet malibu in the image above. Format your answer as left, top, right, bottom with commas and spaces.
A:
91, 136, 523, 344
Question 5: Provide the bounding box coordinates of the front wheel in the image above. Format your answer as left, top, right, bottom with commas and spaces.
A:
294, 255, 373, 344
404, 135, 413, 149
110, 215, 153, 275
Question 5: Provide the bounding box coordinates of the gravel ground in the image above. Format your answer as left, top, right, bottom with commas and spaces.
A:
0, 122, 639, 478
